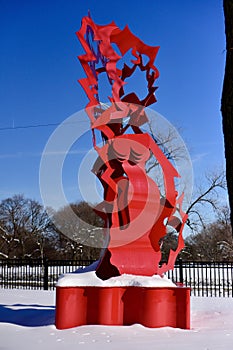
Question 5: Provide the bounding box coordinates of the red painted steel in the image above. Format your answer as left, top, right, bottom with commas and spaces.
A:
55, 14, 191, 331
55, 285, 191, 329
76, 14, 188, 278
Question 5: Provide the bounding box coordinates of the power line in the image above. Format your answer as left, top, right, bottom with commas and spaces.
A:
0, 120, 87, 131
0, 122, 60, 131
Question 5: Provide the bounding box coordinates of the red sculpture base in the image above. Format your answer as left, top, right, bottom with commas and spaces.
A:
55, 285, 190, 330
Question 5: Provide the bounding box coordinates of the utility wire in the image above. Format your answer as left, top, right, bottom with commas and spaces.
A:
0, 123, 60, 131
0, 120, 87, 131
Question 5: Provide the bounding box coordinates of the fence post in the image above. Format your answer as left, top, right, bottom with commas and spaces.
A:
178, 258, 184, 285
43, 259, 49, 290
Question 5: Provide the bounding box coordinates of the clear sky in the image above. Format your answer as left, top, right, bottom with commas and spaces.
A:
0, 0, 226, 209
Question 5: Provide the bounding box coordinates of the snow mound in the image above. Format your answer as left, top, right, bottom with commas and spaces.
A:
56, 271, 176, 287
105, 274, 176, 287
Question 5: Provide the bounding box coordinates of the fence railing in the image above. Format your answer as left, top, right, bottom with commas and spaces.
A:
0, 259, 94, 291
0, 259, 233, 297
167, 260, 233, 297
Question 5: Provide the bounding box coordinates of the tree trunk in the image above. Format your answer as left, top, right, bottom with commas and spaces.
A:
221, 0, 233, 231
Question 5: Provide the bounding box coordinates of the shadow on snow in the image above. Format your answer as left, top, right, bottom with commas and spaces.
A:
0, 303, 55, 327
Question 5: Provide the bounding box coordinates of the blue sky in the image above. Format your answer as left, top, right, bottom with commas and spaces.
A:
0, 0, 226, 208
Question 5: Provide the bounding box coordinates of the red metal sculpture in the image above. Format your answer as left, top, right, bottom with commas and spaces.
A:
76, 13, 187, 278
55, 14, 190, 330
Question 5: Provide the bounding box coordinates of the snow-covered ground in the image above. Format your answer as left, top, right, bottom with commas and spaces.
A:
0, 288, 233, 350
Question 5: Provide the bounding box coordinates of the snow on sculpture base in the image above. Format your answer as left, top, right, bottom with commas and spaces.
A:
55, 272, 191, 330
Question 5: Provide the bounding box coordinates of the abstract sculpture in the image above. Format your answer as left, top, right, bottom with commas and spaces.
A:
76, 13, 187, 278
55, 13, 190, 330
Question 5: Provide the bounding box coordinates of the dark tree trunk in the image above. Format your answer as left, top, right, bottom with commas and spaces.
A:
221, 0, 233, 232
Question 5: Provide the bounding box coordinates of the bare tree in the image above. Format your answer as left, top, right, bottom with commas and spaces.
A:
181, 206, 233, 261
146, 124, 186, 174
186, 171, 227, 232
0, 222, 13, 258
221, 0, 233, 231
0, 194, 55, 259
159, 170, 227, 261
52, 201, 104, 260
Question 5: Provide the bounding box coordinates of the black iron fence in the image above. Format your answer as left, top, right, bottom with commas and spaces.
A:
0, 259, 233, 297
0, 259, 94, 291
167, 260, 233, 297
